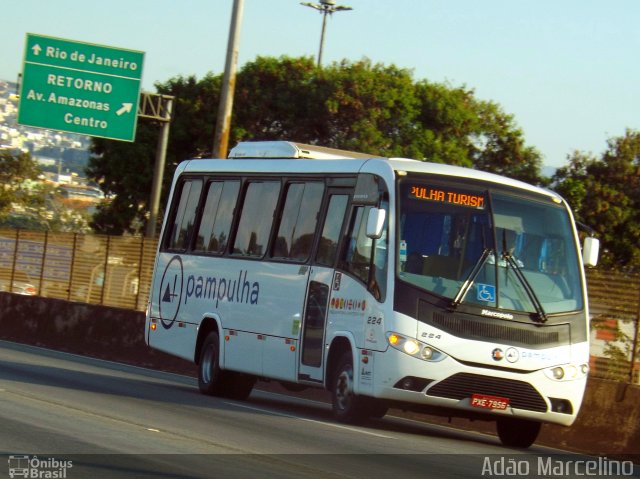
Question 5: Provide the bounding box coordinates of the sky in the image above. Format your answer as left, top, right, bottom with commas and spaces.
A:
2, 0, 639, 168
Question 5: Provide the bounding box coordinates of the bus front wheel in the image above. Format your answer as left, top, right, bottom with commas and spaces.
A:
331, 352, 369, 424
198, 331, 226, 396
496, 417, 541, 448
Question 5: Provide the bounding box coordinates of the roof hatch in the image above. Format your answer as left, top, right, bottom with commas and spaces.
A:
227, 141, 377, 160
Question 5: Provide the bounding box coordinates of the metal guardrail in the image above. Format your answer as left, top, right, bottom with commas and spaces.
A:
1, 227, 638, 383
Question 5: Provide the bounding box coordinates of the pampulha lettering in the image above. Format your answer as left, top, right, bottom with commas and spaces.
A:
185, 270, 259, 308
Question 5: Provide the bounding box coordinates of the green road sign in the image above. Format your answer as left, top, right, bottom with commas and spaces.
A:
18, 33, 145, 142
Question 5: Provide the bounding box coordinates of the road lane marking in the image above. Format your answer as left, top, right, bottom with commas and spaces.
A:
223, 401, 394, 439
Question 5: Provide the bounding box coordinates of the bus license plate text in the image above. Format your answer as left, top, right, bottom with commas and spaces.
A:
471, 394, 510, 410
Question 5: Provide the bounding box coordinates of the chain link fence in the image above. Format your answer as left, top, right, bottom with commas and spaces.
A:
1, 228, 639, 383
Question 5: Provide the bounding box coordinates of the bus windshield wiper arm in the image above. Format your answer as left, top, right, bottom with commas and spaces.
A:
450, 247, 492, 309
502, 251, 548, 323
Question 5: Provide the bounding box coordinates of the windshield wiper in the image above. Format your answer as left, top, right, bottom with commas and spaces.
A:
500, 228, 548, 323
450, 247, 492, 309
502, 251, 548, 323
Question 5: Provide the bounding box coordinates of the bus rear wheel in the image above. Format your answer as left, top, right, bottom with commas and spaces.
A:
496, 417, 541, 448
331, 352, 369, 424
198, 331, 226, 396
224, 372, 255, 400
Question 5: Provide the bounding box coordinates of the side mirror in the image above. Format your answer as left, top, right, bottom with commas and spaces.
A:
366, 208, 386, 239
582, 236, 600, 268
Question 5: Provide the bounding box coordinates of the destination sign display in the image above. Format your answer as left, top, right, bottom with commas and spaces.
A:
18, 34, 145, 141
409, 185, 485, 209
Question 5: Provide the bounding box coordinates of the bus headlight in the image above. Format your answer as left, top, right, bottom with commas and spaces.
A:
386, 332, 445, 362
421, 347, 435, 360
545, 363, 589, 381
403, 340, 420, 355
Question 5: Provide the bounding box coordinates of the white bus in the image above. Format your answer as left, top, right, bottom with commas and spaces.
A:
145, 141, 599, 448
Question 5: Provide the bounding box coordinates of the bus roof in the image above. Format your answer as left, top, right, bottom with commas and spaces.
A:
181, 141, 559, 201
228, 141, 378, 160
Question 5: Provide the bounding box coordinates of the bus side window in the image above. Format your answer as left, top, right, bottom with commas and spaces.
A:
232, 181, 281, 257
194, 180, 240, 254
340, 203, 388, 301
272, 182, 324, 262
164, 179, 203, 251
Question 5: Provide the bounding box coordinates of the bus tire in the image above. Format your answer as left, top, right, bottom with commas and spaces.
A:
496, 417, 541, 448
223, 372, 255, 400
363, 398, 388, 419
198, 331, 226, 396
331, 352, 368, 424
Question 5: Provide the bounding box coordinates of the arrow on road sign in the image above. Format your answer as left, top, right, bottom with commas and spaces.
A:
32, 44, 42, 55
116, 103, 133, 116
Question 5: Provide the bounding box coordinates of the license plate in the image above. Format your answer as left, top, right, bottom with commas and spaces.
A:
471, 393, 510, 410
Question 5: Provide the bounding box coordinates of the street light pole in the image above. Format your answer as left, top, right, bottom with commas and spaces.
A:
300, 0, 353, 68
213, 0, 245, 159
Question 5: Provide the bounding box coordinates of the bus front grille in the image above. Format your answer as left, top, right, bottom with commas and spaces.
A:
426, 373, 548, 412
427, 310, 570, 348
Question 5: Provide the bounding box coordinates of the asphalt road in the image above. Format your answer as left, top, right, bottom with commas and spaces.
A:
0, 340, 621, 479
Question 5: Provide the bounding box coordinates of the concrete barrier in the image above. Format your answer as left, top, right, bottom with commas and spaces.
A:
0, 292, 637, 457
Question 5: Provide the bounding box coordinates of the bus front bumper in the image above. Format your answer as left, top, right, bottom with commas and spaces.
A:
365, 347, 586, 427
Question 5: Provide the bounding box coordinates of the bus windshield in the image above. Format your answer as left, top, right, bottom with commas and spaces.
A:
398, 179, 583, 315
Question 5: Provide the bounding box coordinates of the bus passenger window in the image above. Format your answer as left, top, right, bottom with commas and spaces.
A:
165, 179, 203, 251
195, 180, 240, 254
233, 181, 281, 257
272, 182, 324, 261
316, 195, 349, 266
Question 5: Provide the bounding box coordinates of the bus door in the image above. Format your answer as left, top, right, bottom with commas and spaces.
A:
299, 190, 350, 383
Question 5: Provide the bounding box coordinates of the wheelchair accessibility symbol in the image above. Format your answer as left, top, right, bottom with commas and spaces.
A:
476, 283, 496, 303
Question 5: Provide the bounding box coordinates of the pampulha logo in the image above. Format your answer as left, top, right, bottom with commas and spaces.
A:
183, 269, 260, 308
7, 455, 73, 478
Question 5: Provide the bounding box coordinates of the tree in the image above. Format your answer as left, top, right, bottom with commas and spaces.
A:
0, 149, 44, 222
87, 73, 221, 235
0, 149, 92, 232
87, 56, 544, 235
553, 130, 640, 270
